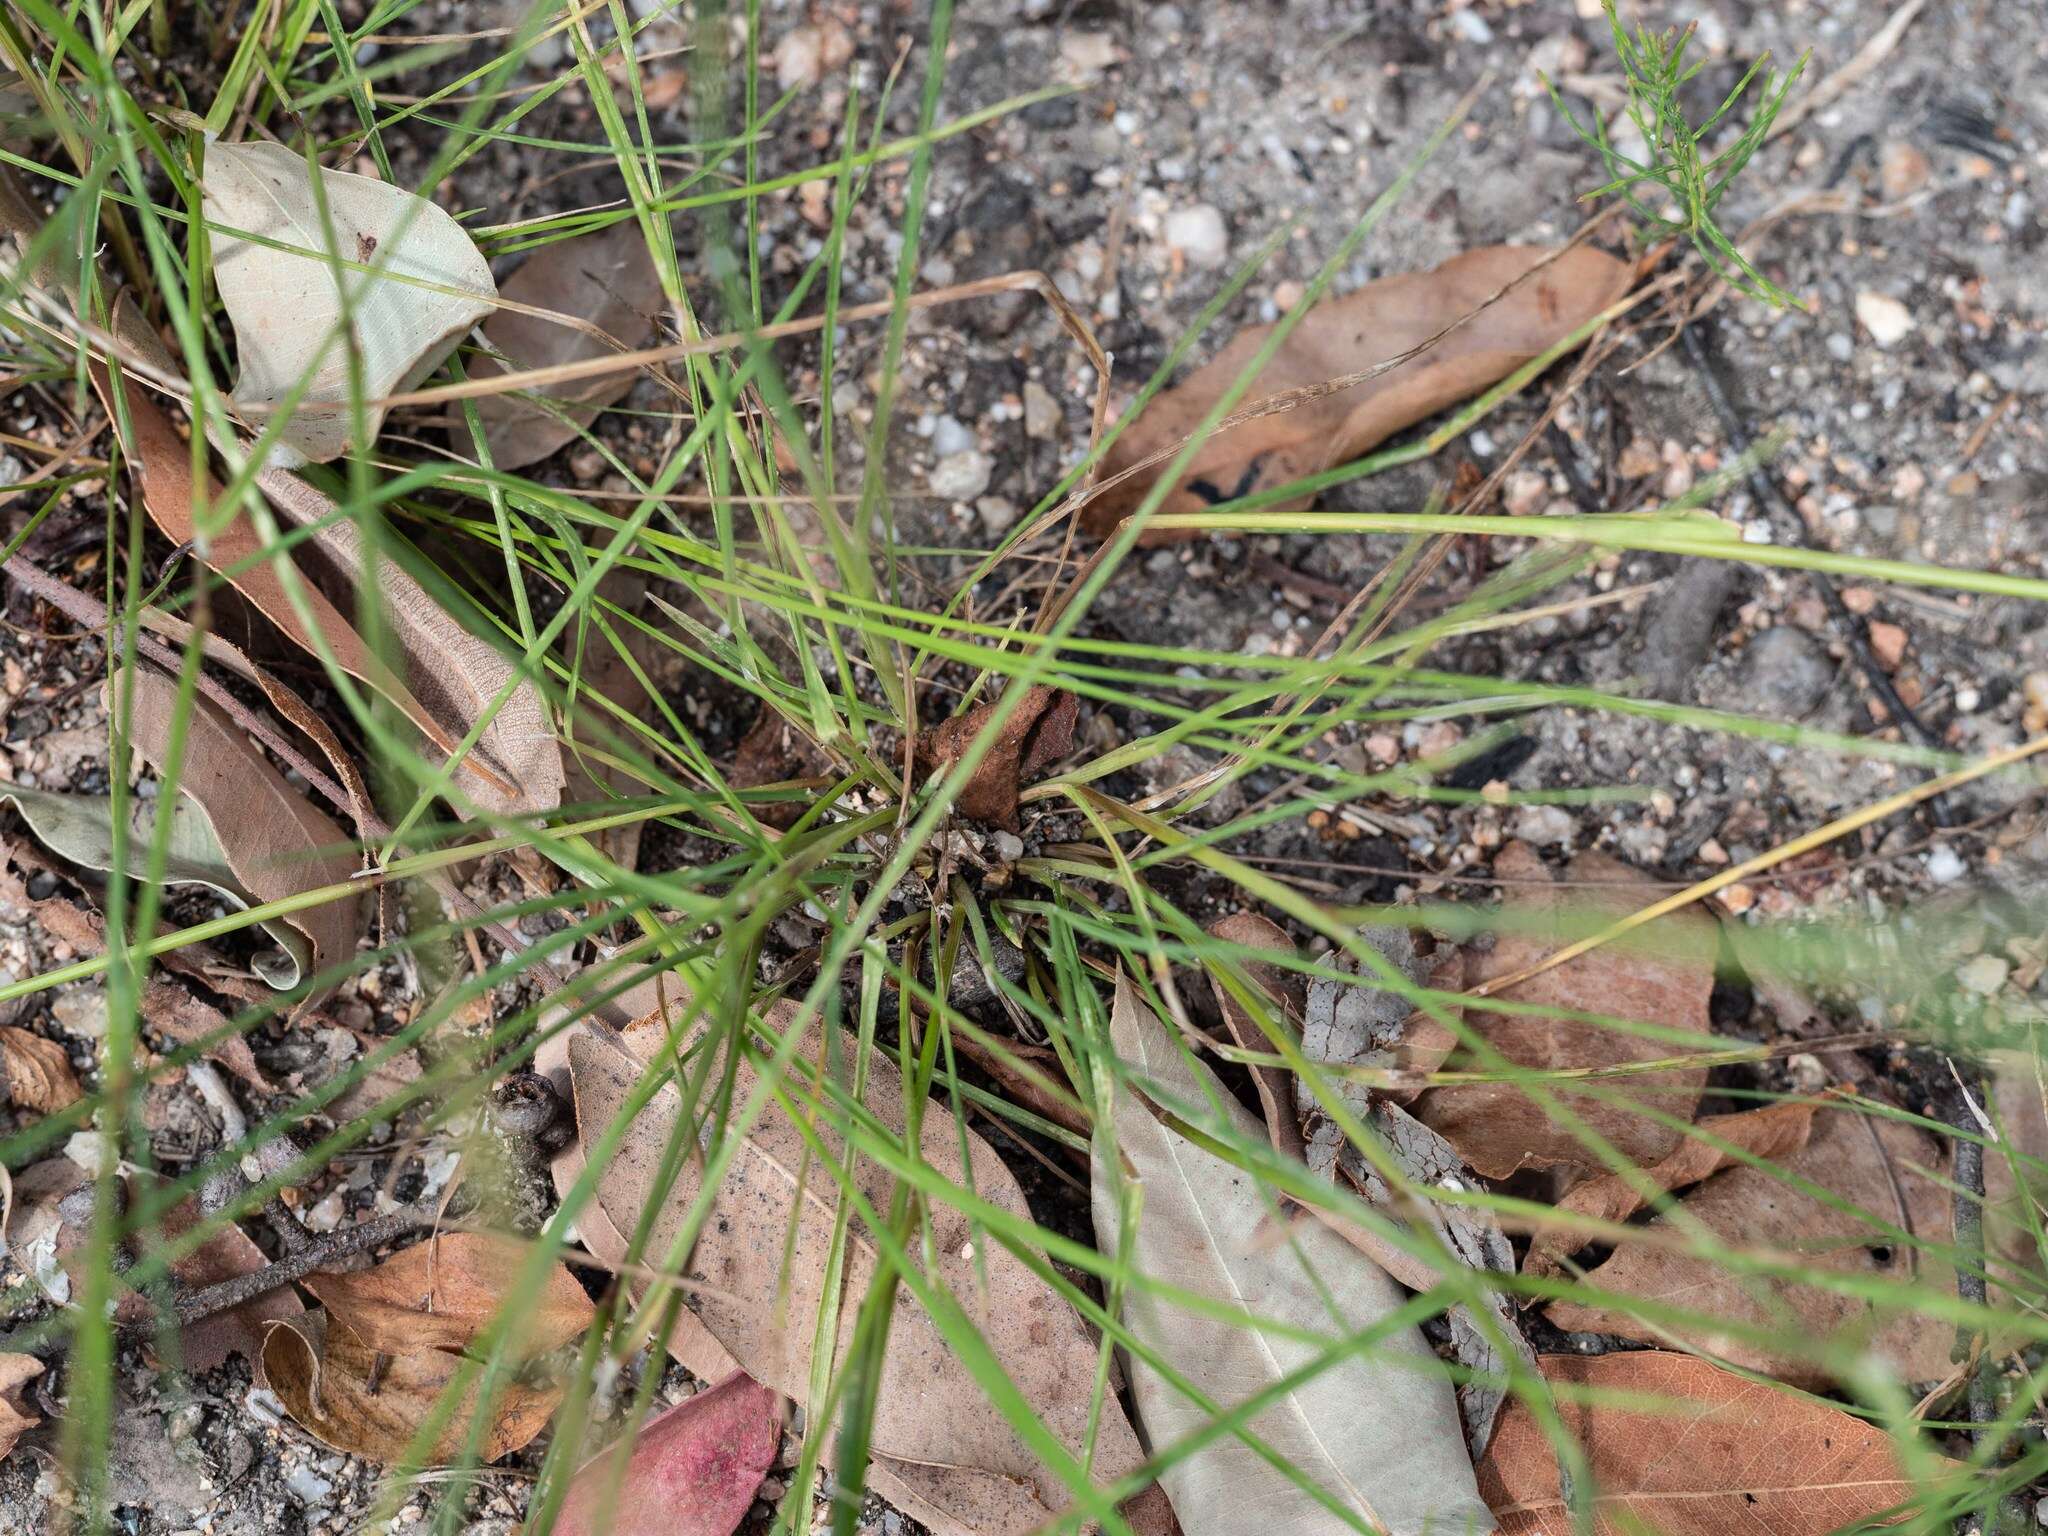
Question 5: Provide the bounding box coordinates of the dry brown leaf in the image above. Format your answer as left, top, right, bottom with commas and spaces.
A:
1083, 245, 1633, 542
256, 464, 565, 819
0, 1025, 80, 1114
567, 1001, 1150, 1536
1523, 1096, 1825, 1280
0, 1353, 42, 1460
1202, 912, 1309, 1162
911, 684, 1077, 829
729, 704, 834, 829
459, 220, 664, 471
1096, 973, 1489, 1536
117, 665, 359, 1006
1413, 843, 1715, 1179
259, 1310, 559, 1466
1544, 1103, 1957, 1388
1478, 1352, 1947, 1535
304, 1232, 593, 1359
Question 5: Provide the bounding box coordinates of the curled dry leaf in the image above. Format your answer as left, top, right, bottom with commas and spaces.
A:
0, 1353, 42, 1460
1413, 843, 1714, 1179
730, 704, 834, 830
1205, 913, 1529, 1454
1095, 973, 1488, 1536
0, 1025, 81, 1114
566, 1000, 1151, 1536
556, 1370, 783, 1536
459, 218, 665, 471
0, 779, 331, 999
1478, 1352, 1950, 1536
1522, 1095, 1825, 1280
256, 465, 566, 819
303, 1232, 594, 1359
911, 684, 1077, 829
260, 1309, 560, 1466
1083, 244, 1633, 542
203, 138, 496, 466
115, 664, 359, 1004
1544, 1102, 1959, 1388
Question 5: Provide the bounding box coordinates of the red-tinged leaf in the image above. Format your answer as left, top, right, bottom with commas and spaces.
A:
556, 1371, 784, 1536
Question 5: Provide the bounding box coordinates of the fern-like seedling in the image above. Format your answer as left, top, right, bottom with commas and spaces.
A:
1545, 0, 1810, 309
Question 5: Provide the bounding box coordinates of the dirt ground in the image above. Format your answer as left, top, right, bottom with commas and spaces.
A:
3, 0, 2047, 1530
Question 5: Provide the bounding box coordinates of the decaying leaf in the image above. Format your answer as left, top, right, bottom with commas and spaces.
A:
256, 464, 566, 819
0, 1025, 80, 1114
1083, 244, 1633, 541
1544, 1102, 1957, 1388
556, 1371, 782, 1536
1478, 1352, 1949, 1535
1095, 973, 1489, 1536
566, 1000, 1152, 1536
1523, 1095, 1825, 1279
1413, 843, 1715, 1179
204, 138, 496, 466
115, 664, 359, 1002
260, 1309, 559, 1466
1, 777, 336, 998
459, 219, 665, 470
0, 1353, 42, 1460
911, 684, 1077, 829
1205, 913, 1529, 1454
304, 1232, 593, 1359
729, 704, 834, 829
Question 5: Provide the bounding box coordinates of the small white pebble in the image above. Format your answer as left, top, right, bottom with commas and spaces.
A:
1855, 291, 1915, 348
1924, 844, 1966, 885
1164, 204, 1229, 270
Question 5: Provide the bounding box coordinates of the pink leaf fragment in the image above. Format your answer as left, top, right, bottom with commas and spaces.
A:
557, 1371, 784, 1536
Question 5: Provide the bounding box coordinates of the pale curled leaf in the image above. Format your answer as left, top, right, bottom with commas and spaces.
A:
304, 1232, 593, 1359
259, 1310, 559, 1466
1414, 843, 1714, 1179
1544, 1102, 1958, 1388
1522, 1095, 1825, 1279
0, 779, 325, 996
1478, 1352, 1949, 1536
556, 1371, 782, 1536
566, 1003, 1149, 1536
1085, 245, 1633, 541
459, 219, 665, 471
204, 139, 495, 466
115, 664, 359, 1003
1095, 973, 1489, 1536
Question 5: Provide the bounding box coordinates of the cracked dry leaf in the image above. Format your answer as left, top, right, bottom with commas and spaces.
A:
1413, 843, 1714, 1179
1544, 1103, 1957, 1389
254, 464, 566, 819
259, 1310, 559, 1466
556, 1370, 782, 1536
1083, 244, 1633, 542
0, 1025, 80, 1114
1095, 973, 1488, 1536
459, 218, 665, 471
911, 684, 1077, 829
115, 665, 358, 1004
1478, 1352, 1949, 1536
1522, 1095, 1825, 1280
304, 1232, 593, 1359
566, 1001, 1151, 1536
0, 1354, 41, 1461
203, 139, 496, 466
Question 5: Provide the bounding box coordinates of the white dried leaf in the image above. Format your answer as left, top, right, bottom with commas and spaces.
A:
203, 139, 495, 465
